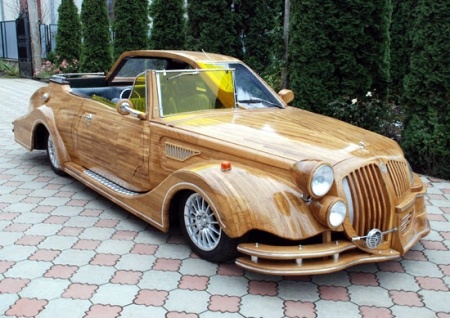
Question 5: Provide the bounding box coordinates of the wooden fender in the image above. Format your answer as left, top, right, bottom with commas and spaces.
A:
164, 161, 328, 240
14, 102, 70, 168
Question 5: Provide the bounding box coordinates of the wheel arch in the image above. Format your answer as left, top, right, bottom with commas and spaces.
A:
28, 107, 71, 168
33, 123, 49, 150
161, 161, 327, 241
163, 180, 226, 233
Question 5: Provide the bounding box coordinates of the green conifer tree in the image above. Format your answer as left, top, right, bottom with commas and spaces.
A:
149, 0, 185, 49
288, 1, 336, 111
55, 0, 81, 62
80, 0, 113, 72
239, 0, 283, 80
186, 0, 240, 57
289, 1, 392, 114
390, 0, 417, 99
113, 0, 149, 58
401, 1, 450, 178
55, 0, 81, 70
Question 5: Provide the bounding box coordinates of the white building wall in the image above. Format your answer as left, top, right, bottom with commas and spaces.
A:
0, 0, 21, 21
40, 0, 84, 25
0, 0, 83, 23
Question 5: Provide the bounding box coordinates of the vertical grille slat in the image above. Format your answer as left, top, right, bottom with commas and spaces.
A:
346, 164, 391, 236
367, 165, 378, 228
349, 171, 365, 234
387, 161, 410, 198
369, 164, 390, 230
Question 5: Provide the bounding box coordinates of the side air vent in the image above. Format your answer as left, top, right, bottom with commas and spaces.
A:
165, 142, 200, 161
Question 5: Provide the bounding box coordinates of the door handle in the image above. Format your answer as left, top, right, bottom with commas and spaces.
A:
82, 113, 93, 127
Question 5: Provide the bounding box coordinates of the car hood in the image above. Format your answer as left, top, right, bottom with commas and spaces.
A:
164, 107, 402, 166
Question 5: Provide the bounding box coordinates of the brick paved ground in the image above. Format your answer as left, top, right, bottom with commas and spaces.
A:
0, 78, 449, 317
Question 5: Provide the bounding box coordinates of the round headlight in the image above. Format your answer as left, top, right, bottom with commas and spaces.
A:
311, 165, 334, 197
291, 161, 335, 199
329, 201, 347, 227
310, 197, 347, 228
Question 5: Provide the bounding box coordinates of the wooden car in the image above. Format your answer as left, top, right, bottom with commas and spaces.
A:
13, 50, 430, 275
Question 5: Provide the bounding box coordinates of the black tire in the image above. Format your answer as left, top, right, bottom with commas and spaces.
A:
179, 191, 239, 263
45, 132, 66, 176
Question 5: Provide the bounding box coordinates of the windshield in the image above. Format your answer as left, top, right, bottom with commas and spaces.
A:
118, 58, 168, 77
199, 62, 284, 109
156, 69, 236, 117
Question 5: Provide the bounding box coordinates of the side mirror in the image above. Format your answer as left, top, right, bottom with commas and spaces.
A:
278, 89, 294, 104
116, 99, 147, 120
116, 99, 134, 115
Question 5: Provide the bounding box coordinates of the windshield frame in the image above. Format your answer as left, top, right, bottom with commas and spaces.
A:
155, 68, 237, 117
199, 62, 285, 109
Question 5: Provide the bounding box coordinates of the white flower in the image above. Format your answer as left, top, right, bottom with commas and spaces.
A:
351, 98, 358, 104
366, 91, 372, 97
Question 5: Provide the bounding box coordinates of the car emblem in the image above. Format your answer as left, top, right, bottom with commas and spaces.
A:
379, 163, 388, 174
352, 227, 398, 249
359, 141, 366, 149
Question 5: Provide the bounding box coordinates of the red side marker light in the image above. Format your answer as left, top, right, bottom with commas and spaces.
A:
221, 161, 232, 172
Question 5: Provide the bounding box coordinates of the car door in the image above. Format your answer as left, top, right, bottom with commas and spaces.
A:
74, 83, 151, 192
75, 100, 118, 175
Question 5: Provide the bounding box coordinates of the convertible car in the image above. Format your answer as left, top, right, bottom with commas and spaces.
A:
13, 50, 430, 275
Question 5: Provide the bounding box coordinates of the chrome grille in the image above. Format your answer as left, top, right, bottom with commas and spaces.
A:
345, 164, 391, 236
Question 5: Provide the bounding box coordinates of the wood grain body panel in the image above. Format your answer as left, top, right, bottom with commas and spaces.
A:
13, 50, 430, 275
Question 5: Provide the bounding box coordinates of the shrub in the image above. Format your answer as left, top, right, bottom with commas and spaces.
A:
328, 90, 403, 140
34, 58, 79, 78
0, 60, 19, 77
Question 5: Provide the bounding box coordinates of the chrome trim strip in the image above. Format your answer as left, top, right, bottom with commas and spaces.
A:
84, 170, 139, 196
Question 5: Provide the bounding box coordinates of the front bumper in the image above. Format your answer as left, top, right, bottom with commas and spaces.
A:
235, 219, 430, 276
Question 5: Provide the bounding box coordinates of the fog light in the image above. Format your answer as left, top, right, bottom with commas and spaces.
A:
365, 229, 383, 249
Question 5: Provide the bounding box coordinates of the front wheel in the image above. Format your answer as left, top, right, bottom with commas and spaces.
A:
45, 132, 66, 176
179, 191, 239, 263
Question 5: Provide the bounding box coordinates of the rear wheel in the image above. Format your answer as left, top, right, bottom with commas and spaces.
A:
45, 132, 66, 176
179, 191, 238, 263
